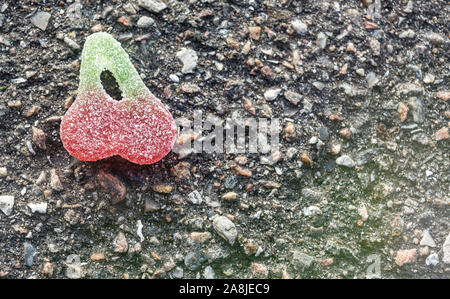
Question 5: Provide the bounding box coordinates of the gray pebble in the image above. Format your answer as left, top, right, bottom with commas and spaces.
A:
169, 74, 179, 83
366, 72, 379, 89
319, 126, 329, 141
24, 242, 36, 267
316, 32, 327, 49
264, 88, 281, 101
0, 195, 14, 216
443, 233, 450, 264
336, 155, 355, 168
184, 250, 205, 271
408, 97, 424, 123
284, 90, 302, 105
188, 190, 203, 205
312, 81, 325, 91
291, 19, 307, 35
64, 37, 80, 51
118, 33, 133, 42
399, 29, 415, 39
292, 250, 314, 269
138, 0, 167, 13
425, 253, 439, 266
424, 32, 446, 45
171, 266, 184, 278
27, 202, 47, 214
420, 230, 436, 247
369, 38, 380, 56
0, 35, 10, 46
66, 1, 82, 22
176, 48, 198, 74
31, 11, 51, 31
213, 215, 237, 245
137, 16, 155, 28
144, 198, 160, 212
203, 266, 216, 279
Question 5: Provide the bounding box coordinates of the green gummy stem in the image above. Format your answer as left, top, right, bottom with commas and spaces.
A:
79, 32, 147, 99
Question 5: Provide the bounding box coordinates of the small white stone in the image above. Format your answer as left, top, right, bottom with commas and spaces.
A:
291, 19, 307, 35
136, 220, 144, 242
27, 202, 47, 214
423, 73, 435, 84
176, 48, 198, 74
169, 74, 179, 83
316, 32, 327, 49
308, 136, 318, 145
358, 205, 369, 221
213, 215, 237, 245
399, 29, 416, 39
137, 16, 155, 28
336, 155, 355, 168
303, 206, 322, 216
138, 0, 167, 13
366, 72, 379, 89
31, 11, 51, 31
356, 68, 365, 76
264, 88, 282, 101
420, 230, 436, 247
444, 233, 450, 264
0, 195, 14, 216
331, 143, 341, 155
425, 252, 439, 266
188, 190, 203, 205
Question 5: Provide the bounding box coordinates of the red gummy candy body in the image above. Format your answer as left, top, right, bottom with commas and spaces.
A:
60, 90, 177, 165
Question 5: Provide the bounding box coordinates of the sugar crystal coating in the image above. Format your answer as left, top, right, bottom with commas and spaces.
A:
60, 32, 177, 165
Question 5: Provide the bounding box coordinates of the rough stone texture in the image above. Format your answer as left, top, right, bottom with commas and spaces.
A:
138, 0, 167, 13
443, 234, 450, 264
291, 19, 307, 35
137, 16, 155, 28
176, 48, 198, 74
0, 0, 448, 280
213, 216, 237, 245
113, 232, 128, 253
336, 155, 355, 168
419, 230, 436, 247
292, 251, 314, 269
395, 249, 417, 267
0, 195, 14, 216
30, 11, 51, 31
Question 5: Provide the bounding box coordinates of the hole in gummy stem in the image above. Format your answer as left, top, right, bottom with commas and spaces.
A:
100, 70, 123, 101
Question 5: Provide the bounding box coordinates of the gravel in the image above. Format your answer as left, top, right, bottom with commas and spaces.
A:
187, 190, 202, 205
336, 155, 356, 168
0, 0, 448, 279
138, 0, 167, 13
291, 19, 307, 35
24, 243, 36, 267
420, 230, 437, 248
443, 234, 450, 265
30, 11, 51, 31
0, 195, 14, 216
137, 16, 155, 29
292, 251, 315, 269
264, 88, 282, 101
213, 216, 237, 246
176, 48, 198, 74
27, 202, 47, 214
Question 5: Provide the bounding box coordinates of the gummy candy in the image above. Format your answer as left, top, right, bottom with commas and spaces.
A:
60, 32, 177, 165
